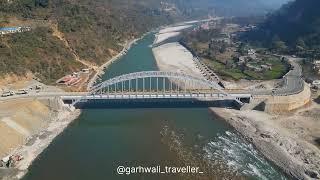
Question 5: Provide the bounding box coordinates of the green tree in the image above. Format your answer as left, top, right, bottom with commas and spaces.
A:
295, 38, 306, 51
271, 35, 287, 52
238, 43, 247, 56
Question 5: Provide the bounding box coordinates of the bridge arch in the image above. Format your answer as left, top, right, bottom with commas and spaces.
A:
72, 71, 242, 106
90, 71, 224, 92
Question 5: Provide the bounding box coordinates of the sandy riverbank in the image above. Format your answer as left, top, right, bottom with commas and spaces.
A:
210, 107, 320, 179
152, 42, 202, 77
0, 99, 81, 180
15, 109, 80, 179
152, 42, 206, 89
154, 25, 192, 45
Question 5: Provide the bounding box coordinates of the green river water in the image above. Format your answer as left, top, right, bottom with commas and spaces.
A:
23, 33, 288, 180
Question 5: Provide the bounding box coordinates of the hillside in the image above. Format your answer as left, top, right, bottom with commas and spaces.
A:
244, 0, 320, 57
166, 0, 290, 18
0, 27, 83, 84
0, 0, 182, 84
0, 0, 290, 84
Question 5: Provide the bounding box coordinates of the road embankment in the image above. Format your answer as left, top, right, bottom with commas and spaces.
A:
209, 107, 320, 180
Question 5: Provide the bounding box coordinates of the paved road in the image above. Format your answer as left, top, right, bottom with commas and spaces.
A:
0, 92, 86, 101
253, 56, 304, 96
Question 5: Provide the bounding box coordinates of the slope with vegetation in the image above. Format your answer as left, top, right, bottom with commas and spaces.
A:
0, 0, 181, 83
0, 27, 83, 84
0, 0, 290, 84
180, 27, 288, 81
244, 0, 320, 58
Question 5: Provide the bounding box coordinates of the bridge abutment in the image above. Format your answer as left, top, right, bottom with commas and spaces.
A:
253, 83, 311, 113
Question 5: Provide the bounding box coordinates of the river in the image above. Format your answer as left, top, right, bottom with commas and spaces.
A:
23, 33, 288, 180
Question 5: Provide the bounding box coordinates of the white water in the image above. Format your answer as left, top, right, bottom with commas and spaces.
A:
203, 131, 288, 180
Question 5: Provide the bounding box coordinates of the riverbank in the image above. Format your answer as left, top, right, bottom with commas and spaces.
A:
87, 33, 149, 90
0, 99, 81, 180
209, 107, 320, 179
152, 42, 202, 77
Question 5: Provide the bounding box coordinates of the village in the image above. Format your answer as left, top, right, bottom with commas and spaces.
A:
181, 19, 289, 81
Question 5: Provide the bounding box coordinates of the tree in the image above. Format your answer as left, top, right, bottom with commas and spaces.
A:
238, 42, 247, 56
271, 35, 287, 52
35, 0, 49, 8
295, 38, 306, 51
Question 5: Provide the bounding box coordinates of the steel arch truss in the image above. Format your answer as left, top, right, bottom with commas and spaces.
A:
72, 71, 241, 105
91, 71, 223, 91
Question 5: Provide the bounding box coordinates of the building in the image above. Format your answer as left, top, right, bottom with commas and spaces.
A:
81, 69, 90, 74
247, 49, 257, 60
237, 56, 246, 65
313, 60, 320, 74
261, 64, 272, 71
248, 49, 256, 56
247, 63, 263, 72
200, 22, 210, 30
312, 80, 320, 88
0, 27, 31, 35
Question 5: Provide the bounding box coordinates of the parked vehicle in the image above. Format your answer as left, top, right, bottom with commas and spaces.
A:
16, 89, 28, 95
1, 91, 14, 97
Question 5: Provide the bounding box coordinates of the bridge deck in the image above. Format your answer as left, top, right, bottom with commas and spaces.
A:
62, 93, 252, 101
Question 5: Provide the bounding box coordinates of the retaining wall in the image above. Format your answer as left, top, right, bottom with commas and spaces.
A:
255, 83, 311, 113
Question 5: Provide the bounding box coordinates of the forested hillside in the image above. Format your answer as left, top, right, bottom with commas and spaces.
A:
0, 0, 289, 83
0, 0, 182, 83
244, 0, 320, 58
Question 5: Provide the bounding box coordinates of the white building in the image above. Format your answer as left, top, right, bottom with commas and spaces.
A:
248, 49, 256, 56
312, 80, 320, 89
0, 26, 31, 35
313, 60, 320, 74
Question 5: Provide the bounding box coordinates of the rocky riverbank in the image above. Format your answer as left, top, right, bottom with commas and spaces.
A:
209, 107, 320, 179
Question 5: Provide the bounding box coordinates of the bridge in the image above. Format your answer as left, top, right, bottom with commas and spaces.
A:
1, 57, 305, 110
65, 71, 251, 109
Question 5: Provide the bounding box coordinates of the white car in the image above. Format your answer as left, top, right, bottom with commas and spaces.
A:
1, 91, 14, 97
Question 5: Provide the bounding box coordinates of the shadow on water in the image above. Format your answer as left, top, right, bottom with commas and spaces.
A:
315, 138, 320, 147
71, 99, 240, 109
314, 96, 320, 104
